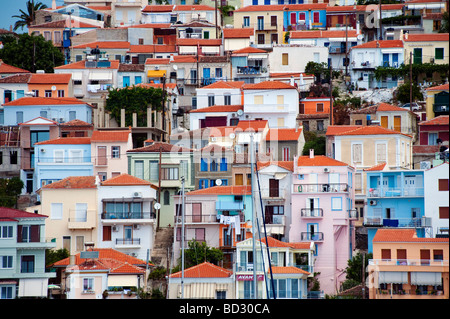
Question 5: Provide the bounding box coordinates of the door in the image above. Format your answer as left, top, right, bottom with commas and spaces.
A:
413, 48, 422, 64
97, 146, 107, 165
380, 116, 388, 128
75, 203, 87, 222
393, 116, 401, 132
257, 16, 264, 30
235, 174, 243, 185
269, 179, 279, 197
124, 226, 133, 244
420, 249, 430, 265
203, 68, 210, 79
192, 203, 202, 222
404, 176, 416, 196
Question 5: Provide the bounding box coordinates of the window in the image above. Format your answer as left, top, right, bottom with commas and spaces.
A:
381, 249, 391, 260
51, 203, 63, 220
161, 167, 179, 180
69, 111, 76, 121
57, 89, 64, 97
243, 16, 250, 27
54, 150, 64, 163
210, 159, 218, 171
149, 160, 159, 181
282, 147, 290, 161
21, 255, 35, 273
44, 31, 51, 41
208, 95, 215, 106
45, 90, 52, 97
376, 143, 387, 163
103, 226, 112, 241
331, 197, 342, 211
195, 228, 205, 241
1, 286, 13, 299
224, 94, 231, 105
439, 206, 449, 219
164, 190, 170, 205
282, 53, 288, 65
257, 33, 265, 44
190, 69, 197, 85
352, 143, 362, 164
192, 96, 197, 109
220, 158, 227, 171
271, 16, 277, 26
16, 111, 23, 124
254, 95, 264, 104
135, 160, 144, 179
1, 256, 13, 269
83, 278, 94, 292
200, 158, 208, 171
438, 179, 449, 191
313, 11, 320, 23
428, 132, 438, 145
0, 226, 13, 239
316, 103, 324, 112
435, 48, 444, 60
111, 146, 120, 158
413, 48, 422, 64
433, 250, 444, 261
317, 120, 324, 131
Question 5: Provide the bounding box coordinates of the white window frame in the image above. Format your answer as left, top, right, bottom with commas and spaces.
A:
51, 203, 63, 220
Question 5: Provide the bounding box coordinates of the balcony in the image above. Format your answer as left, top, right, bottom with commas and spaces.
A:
329, 46, 343, 54
102, 212, 156, 224
293, 183, 349, 193
260, 188, 286, 200
95, 157, 108, 166
300, 208, 323, 218
175, 213, 222, 224
369, 258, 448, 267
236, 66, 262, 75
201, 77, 227, 86
433, 104, 449, 114
363, 217, 432, 228
300, 232, 324, 242
367, 187, 424, 198
216, 201, 244, 211
115, 238, 140, 248
68, 209, 97, 229
348, 209, 358, 219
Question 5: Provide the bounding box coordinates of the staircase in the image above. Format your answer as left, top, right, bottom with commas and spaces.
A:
151, 227, 174, 268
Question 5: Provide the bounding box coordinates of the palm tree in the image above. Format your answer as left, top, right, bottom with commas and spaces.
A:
12, 0, 48, 31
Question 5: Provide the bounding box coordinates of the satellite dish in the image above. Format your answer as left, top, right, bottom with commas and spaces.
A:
237, 109, 243, 116
229, 133, 235, 139
154, 203, 161, 210
215, 179, 222, 186
51, 85, 56, 91
173, 65, 178, 70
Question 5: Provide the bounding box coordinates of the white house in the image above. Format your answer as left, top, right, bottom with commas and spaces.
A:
242, 81, 299, 128
268, 44, 329, 74
97, 173, 158, 261
195, 81, 244, 110
424, 163, 449, 238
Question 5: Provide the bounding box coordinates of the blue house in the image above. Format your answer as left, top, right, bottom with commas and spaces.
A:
2, 97, 93, 126
364, 169, 429, 252
0, 207, 56, 299
33, 137, 93, 193
283, 4, 327, 31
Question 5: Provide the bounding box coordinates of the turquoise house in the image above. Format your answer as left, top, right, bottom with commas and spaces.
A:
364, 170, 428, 252
283, 4, 327, 31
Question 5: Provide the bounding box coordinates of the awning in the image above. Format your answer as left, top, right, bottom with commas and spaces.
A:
72, 73, 83, 80
147, 70, 166, 78
378, 271, 408, 284
108, 275, 139, 288
248, 54, 268, 59
18, 278, 48, 297
411, 272, 442, 286
88, 72, 112, 81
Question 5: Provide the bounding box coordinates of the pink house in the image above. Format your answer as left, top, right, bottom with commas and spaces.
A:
91, 128, 133, 181
290, 149, 357, 295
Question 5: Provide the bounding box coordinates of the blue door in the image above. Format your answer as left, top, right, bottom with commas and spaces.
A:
382, 54, 389, 67
252, 0, 258, 5
392, 53, 398, 67
123, 76, 130, 87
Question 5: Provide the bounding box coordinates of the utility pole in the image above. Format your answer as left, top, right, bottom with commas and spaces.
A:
250, 134, 257, 299
410, 51, 413, 111
362, 253, 365, 299
181, 176, 185, 299
345, 14, 349, 78
161, 76, 166, 142
379, 0, 383, 40
157, 145, 162, 231
329, 60, 333, 126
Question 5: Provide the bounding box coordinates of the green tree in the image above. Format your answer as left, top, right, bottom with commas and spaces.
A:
439, 11, 449, 33
0, 177, 24, 208
12, 0, 48, 31
184, 240, 223, 268
105, 86, 164, 127
302, 132, 326, 156
45, 248, 69, 267
394, 82, 424, 105
345, 252, 372, 284
0, 33, 64, 73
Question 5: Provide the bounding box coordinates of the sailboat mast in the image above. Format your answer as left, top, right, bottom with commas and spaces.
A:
250, 134, 258, 299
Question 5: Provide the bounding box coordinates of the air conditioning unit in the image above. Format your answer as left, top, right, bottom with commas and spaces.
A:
323, 167, 330, 173
133, 192, 142, 198
40, 148, 46, 152
211, 137, 217, 142
112, 226, 119, 232
176, 217, 182, 223
134, 224, 140, 230
369, 200, 377, 206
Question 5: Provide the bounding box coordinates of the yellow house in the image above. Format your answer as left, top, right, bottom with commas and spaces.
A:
403, 33, 449, 65
368, 229, 449, 299
425, 83, 449, 120
37, 176, 98, 255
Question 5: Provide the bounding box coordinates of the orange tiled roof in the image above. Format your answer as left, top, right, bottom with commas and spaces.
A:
232, 46, 267, 54
257, 161, 294, 172
129, 45, 176, 53
236, 119, 268, 131
418, 115, 449, 126
28, 73, 72, 84
351, 40, 403, 49
200, 80, 245, 89
142, 4, 174, 12
297, 155, 348, 167
243, 80, 296, 90
426, 83, 449, 91
325, 125, 360, 136
186, 185, 252, 196
171, 55, 197, 63
101, 173, 153, 186
364, 162, 387, 171
271, 266, 310, 275
235, 4, 327, 12
52, 248, 152, 267
176, 38, 222, 46
42, 176, 96, 189
373, 229, 449, 243
0, 60, 31, 74
0, 206, 48, 219
91, 129, 130, 142
223, 28, 254, 39
189, 105, 243, 113
169, 262, 232, 278
404, 33, 449, 42
128, 141, 192, 153
59, 119, 93, 127
377, 103, 409, 112
266, 128, 302, 141
332, 125, 412, 137
290, 30, 359, 39
145, 58, 170, 65
34, 137, 91, 145
3, 96, 90, 106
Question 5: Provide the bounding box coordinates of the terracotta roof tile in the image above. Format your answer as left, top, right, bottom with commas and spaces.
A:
189, 105, 243, 113
418, 115, 449, 126
72, 41, 131, 49
0, 73, 31, 83
363, 162, 387, 171
58, 119, 93, 127
200, 80, 245, 89
101, 173, 154, 186
235, 4, 327, 12
330, 125, 412, 137
297, 155, 348, 167
142, 5, 174, 12
236, 120, 268, 131
129, 45, 176, 53
376, 103, 409, 112
3, 97, 89, 106
145, 58, 170, 65
42, 176, 96, 189
257, 161, 294, 171
404, 33, 449, 42
373, 229, 449, 243
28, 73, 72, 84
34, 137, 91, 145
171, 55, 197, 63
223, 28, 254, 39
169, 262, 232, 278
266, 128, 302, 141
351, 40, 403, 49
325, 125, 360, 136
0, 207, 48, 220
426, 83, 449, 91
271, 266, 310, 275
232, 46, 267, 54
91, 129, 131, 142
127, 141, 192, 153
243, 80, 296, 90
0, 60, 31, 74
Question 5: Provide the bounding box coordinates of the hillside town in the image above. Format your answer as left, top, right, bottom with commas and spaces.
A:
0, 0, 448, 301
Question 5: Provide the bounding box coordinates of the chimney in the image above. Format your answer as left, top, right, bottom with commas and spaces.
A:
290, 76, 295, 86
309, 148, 314, 159
52, 0, 56, 10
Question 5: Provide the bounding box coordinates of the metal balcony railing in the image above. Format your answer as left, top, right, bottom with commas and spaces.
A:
115, 238, 140, 245
367, 187, 424, 198
363, 217, 432, 228
102, 212, 156, 220
300, 232, 324, 241
300, 208, 323, 218
294, 183, 349, 193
